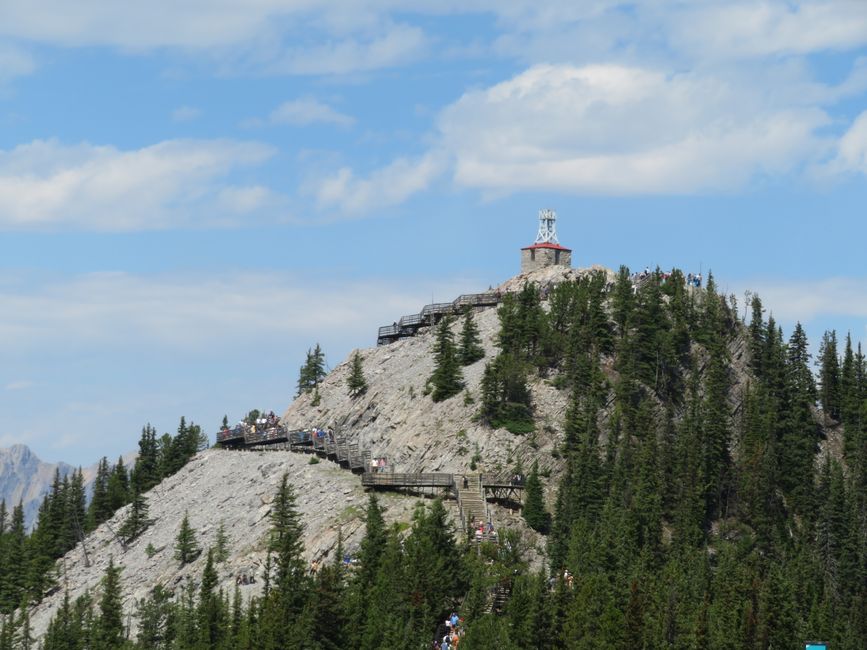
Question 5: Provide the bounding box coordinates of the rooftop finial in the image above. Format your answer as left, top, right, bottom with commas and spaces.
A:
534, 209, 558, 245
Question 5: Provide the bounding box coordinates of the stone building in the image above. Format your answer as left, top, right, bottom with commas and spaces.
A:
520, 209, 572, 273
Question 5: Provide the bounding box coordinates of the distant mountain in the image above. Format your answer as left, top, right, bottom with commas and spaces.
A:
0, 444, 76, 529
0, 444, 137, 529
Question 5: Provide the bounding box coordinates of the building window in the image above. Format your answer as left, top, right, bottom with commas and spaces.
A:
530, 249, 535, 261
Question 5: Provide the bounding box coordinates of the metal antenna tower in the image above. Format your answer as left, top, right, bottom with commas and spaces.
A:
534, 209, 559, 245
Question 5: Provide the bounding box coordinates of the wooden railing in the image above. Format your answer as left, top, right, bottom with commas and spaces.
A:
377, 291, 501, 345
361, 472, 455, 489
215, 426, 246, 444
243, 426, 290, 446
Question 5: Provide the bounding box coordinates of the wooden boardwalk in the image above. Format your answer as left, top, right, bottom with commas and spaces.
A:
215, 425, 524, 530
377, 291, 500, 346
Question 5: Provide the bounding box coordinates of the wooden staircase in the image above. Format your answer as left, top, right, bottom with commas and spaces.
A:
487, 585, 510, 614
457, 474, 488, 530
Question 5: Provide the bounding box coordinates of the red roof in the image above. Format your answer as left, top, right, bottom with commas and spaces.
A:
521, 242, 572, 252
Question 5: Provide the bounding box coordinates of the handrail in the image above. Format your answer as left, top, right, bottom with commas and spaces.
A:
420, 302, 455, 317
243, 426, 289, 445
215, 426, 246, 444
361, 472, 455, 488
480, 473, 525, 487
398, 313, 423, 327
378, 324, 400, 338
378, 290, 503, 345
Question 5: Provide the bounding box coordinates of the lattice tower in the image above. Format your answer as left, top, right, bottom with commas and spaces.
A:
534, 209, 559, 245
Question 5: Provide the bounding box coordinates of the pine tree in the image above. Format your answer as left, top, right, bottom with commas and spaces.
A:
197, 548, 224, 648
478, 353, 534, 433
523, 460, 550, 533
0, 504, 26, 612
260, 473, 309, 648
428, 317, 464, 402
346, 350, 368, 398
479, 360, 499, 425
818, 329, 841, 420
458, 309, 485, 365
357, 494, 386, 593
164, 416, 201, 476
173, 578, 198, 650
87, 457, 113, 531
346, 494, 386, 649
174, 512, 200, 566
361, 528, 407, 650
132, 423, 160, 493
42, 590, 80, 650
214, 520, 230, 563
402, 499, 463, 642
308, 560, 347, 649
118, 489, 152, 544
135, 585, 174, 650
156, 433, 174, 480
747, 295, 766, 377
106, 457, 130, 513
65, 469, 87, 555
95, 558, 125, 648
840, 332, 862, 457
297, 343, 327, 397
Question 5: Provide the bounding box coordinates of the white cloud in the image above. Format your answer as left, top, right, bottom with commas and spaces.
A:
5, 379, 34, 391
311, 151, 445, 214
316, 62, 835, 209
0, 3, 427, 75
246, 97, 355, 128
0, 1, 313, 49
823, 109, 867, 176
216, 185, 278, 214
0, 42, 35, 83
437, 63, 830, 195
740, 277, 867, 323
0, 2, 866, 76
171, 105, 201, 122
0, 271, 476, 353
665, 1, 867, 61
0, 138, 281, 230
265, 22, 427, 75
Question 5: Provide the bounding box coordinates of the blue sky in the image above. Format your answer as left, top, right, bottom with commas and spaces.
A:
1, 1, 866, 465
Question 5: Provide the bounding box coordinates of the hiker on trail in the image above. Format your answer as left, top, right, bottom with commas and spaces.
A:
462, 476, 468, 489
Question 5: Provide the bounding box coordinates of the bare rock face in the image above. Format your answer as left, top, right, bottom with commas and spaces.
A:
27, 448, 419, 640
279, 267, 615, 480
